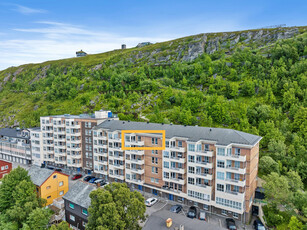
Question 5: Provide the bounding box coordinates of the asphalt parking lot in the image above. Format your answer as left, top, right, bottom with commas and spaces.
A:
142, 197, 252, 230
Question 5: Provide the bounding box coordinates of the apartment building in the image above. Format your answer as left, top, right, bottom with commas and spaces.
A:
39, 110, 115, 173
29, 127, 43, 166
0, 128, 32, 165
92, 120, 261, 223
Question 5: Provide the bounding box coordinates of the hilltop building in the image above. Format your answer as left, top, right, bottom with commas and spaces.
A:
121, 44, 126, 49
76, 50, 87, 57
28, 166, 69, 206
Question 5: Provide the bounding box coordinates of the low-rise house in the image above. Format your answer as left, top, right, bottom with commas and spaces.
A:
0, 160, 12, 179
76, 50, 87, 57
28, 166, 69, 206
63, 181, 96, 230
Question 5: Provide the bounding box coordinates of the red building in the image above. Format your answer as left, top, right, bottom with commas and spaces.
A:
0, 160, 12, 179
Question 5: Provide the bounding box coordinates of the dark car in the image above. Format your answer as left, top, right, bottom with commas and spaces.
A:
71, 174, 82, 180
187, 206, 197, 218
170, 205, 182, 213
54, 168, 62, 172
83, 176, 95, 182
226, 218, 237, 230
253, 220, 266, 230
89, 177, 98, 183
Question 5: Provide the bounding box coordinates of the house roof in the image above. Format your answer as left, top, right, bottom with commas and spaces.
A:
0, 128, 29, 139
94, 120, 262, 146
63, 180, 96, 209
76, 50, 87, 54
28, 166, 55, 186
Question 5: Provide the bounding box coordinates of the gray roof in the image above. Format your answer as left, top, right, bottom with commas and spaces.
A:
41, 114, 94, 119
94, 120, 261, 146
28, 127, 41, 131
63, 180, 96, 209
0, 128, 29, 139
28, 166, 55, 186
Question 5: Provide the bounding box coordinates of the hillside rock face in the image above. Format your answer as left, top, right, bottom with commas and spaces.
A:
129, 27, 300, 64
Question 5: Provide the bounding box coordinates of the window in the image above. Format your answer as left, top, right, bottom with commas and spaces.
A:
163, 161, 169, 168
82, 209, 88, 216
217, 184, 224, 192
46, 186, 51, 190
217, 160, 225, 168
188, 166, 195, 174
188, 155, 195, 162
5, 165, 8, 169
47, 196, 51, 199
152, 167, 158, 174
235, 148, 241, 156
151, 177, 154, 182
188, 190, 210, 201
217, 148, 225, 156
233, 186, 239, 193
69, 203, 75, 209
233, 212, 239, 219
163, 151, 169, 158
164, 172, 169, 179
188, 144, 195, 152
221, 209, 227, 215
70, 215, 75, 221
165, 141, 169, 148
59, 190, 64, 195
178, 141, 182, 147
216, 197, 242, 210
82, 221, 86, 227
188, 177, 195, 185
53, 175, 57, 179
59, 181, 63, 186
204, 144, 209, 151
234, 161, 240, 169
155, 178, 159, 184
217, 172, 225, 180
203, 204, 209, 210
234, 173, 240, 181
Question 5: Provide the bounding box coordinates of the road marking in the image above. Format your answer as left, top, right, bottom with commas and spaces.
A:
219, 219, 222, 227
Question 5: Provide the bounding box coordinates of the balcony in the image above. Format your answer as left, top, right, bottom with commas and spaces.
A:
169, 146, 185, 152
195, 150, 214, 157
170, 156, 185, 164
113, 154, 124, 160
130, 158, 144, 165
216, 190, 245, 202
96, 160, 108, 166
225, 154, 246, 162
164, 177, 185, 185
113, 164, 124, 170
226, 166, 246, 174
127, 178, 144, 185
71, 146, 81, 151
110, 174, 124, 180
70, 132, 81, 137
194, 161, 213, 168
70, 139, 81, 144
96, 135, 107, 140
225, 178, 246, 187
165, 167, 185, 174
195, 173, 213, 180
130, 168, 144, 174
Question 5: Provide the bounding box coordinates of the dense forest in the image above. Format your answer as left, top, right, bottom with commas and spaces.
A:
0, 26, 306, 229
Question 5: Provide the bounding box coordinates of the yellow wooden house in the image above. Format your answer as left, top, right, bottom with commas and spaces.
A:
28, 166, 69, 206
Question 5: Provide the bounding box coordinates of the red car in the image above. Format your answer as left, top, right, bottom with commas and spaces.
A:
71, 174, 82, 180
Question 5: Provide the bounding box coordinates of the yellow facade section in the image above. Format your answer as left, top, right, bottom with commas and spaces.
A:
39, 172, 69, 206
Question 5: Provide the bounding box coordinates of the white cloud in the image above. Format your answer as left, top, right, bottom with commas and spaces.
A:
13, 4, 47, 15
0, 21, 173, 70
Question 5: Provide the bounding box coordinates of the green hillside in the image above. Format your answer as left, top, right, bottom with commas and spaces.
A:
0, 25, 307, 227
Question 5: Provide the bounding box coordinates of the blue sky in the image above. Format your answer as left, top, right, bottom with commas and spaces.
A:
0, 0, 306, 70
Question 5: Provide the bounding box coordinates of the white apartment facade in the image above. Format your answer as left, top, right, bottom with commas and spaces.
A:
29, 128, 43, 166
92, 120, 261, 223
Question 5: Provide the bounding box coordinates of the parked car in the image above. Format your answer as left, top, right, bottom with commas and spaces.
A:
54, 168, 62, 172
94, 178, 104, 185
71, 174, 82, 180
83, 176, 95, 182
170, 205, 182, 213
145, 197, 158, 207
226, 218, 237, 230
199, 210, 206, 221
187, 206, 197, 219
253, 220, 266, 230
89, 178, 98, 183
46, 166, 55, 170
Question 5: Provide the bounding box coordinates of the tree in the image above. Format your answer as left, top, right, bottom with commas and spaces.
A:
288, 216, 303, 230
87, 183, 146, 230
50, 221, 71, 230
259, 156, 279, 175
286, 170, 304, 192
263, 172, 291, 207
22, 208, 52, 230
0, 167, 45, 228
0, 166, 30, 212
